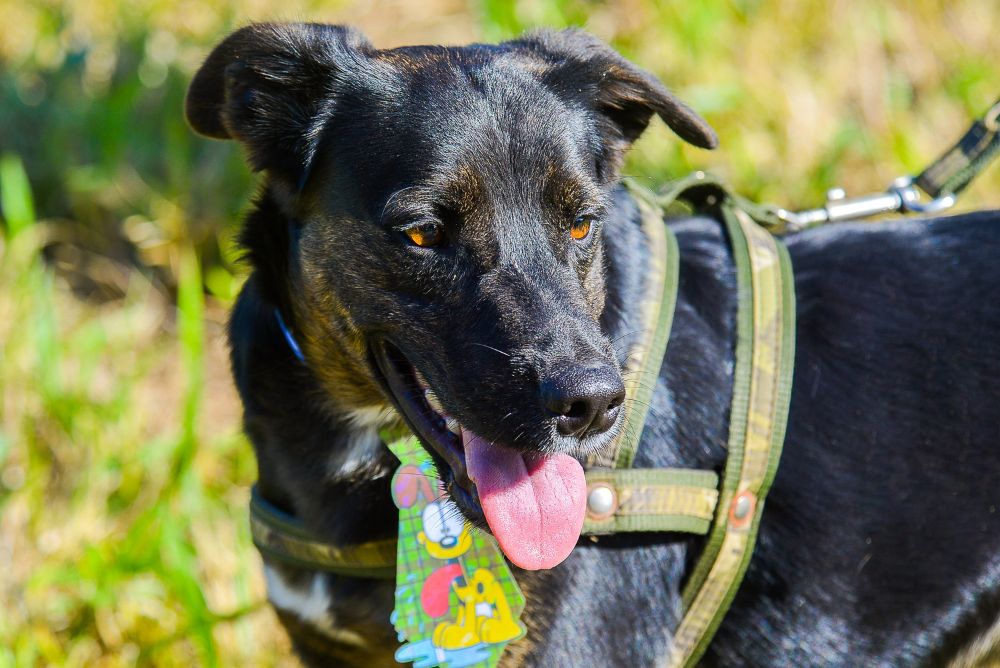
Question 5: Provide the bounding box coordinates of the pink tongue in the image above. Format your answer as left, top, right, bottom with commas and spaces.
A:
463, 429, 586, 570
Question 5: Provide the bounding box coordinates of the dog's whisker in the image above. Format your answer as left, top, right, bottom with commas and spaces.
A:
622, 402, 664, 422
621, 396, 662, 412
618, 374, 660, 388
379, 185, 420, 225
620, 382, 660, 394
617, 173, 656, 182
620, 363, 663, 376
608, 329, 644, 347
467, 342, 512, 358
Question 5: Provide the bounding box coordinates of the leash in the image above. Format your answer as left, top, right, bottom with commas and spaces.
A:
250, 98, 1000, 666
772, 97, 1000, 232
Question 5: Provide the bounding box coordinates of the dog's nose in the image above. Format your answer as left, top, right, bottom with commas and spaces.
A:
541, 365, 626, 439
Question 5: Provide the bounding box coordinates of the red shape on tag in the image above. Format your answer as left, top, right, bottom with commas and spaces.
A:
421, 563, 463, 618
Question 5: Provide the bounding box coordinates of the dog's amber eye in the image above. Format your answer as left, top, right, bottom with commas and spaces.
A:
405, 223, 444, 248
571, 215, 592, 241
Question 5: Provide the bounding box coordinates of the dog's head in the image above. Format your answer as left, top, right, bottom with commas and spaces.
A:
188, 23, 715, 569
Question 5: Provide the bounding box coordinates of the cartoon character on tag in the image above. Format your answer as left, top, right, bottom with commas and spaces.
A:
416, 502, 522, 651
386, 436, 526, 668
432, 568, 523, 650
420, 501, 472, 560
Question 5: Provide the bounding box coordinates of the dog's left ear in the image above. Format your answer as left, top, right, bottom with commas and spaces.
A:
512, 29, 717, 176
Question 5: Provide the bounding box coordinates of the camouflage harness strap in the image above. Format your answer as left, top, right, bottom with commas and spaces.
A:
250, 486, 398, 579
631, 173, 796, 668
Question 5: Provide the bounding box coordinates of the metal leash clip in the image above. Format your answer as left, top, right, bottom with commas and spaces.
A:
775, 98, 1000, 232
774, 177, 957, 231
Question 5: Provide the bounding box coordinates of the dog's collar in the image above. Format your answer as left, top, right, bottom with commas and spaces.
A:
250, 486, 398, 578
251, 174, 795, 668
274, 308, 306, 363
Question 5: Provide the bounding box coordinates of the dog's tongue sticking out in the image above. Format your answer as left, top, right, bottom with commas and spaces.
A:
463, 429, 586, 570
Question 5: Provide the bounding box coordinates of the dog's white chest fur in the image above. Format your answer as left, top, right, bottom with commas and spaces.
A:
263, 565, 367, 647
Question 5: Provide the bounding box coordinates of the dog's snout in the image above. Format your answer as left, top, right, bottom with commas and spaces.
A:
541, 365, 626, 439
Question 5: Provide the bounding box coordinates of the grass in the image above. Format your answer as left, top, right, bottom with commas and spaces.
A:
0, 155, 294, 666
0, 0, 998, 665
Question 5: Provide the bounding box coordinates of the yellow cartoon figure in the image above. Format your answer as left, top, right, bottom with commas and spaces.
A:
415, 501, 523, 651
433, 568, 523, 650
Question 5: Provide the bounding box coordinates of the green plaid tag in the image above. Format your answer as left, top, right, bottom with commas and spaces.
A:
386, 436, 525, 668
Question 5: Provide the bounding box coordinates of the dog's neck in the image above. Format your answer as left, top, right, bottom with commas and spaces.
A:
230, 276, 399, 546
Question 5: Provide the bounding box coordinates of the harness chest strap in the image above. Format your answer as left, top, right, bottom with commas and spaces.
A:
589, 184, 679, 470
249, 462, 721, 579
582, 180, 723, 538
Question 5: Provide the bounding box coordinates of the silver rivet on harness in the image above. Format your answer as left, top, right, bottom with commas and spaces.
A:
586, 484, 617, 519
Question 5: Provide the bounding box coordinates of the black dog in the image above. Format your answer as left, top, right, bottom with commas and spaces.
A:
186, 23, 1000, 666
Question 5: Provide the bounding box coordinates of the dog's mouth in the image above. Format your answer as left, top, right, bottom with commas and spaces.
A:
372, 339, 588, 570
371, 340, 475, 509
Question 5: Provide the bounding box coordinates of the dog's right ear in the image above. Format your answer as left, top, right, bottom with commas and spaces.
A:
186, 23, 372, 185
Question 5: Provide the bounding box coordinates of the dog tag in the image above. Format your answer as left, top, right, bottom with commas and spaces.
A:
385, 435, 526, 668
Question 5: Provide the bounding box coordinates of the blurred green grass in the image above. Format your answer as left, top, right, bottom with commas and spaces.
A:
0, 154, 281, 666
0, 0, 998, 665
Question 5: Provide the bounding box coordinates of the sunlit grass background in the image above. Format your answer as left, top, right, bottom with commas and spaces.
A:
0, 0, 997, 665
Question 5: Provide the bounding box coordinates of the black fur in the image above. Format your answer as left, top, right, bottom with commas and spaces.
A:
188, 23, 1000, 666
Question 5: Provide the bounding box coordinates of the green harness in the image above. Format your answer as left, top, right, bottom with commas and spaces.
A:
250, 172, 797, 667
